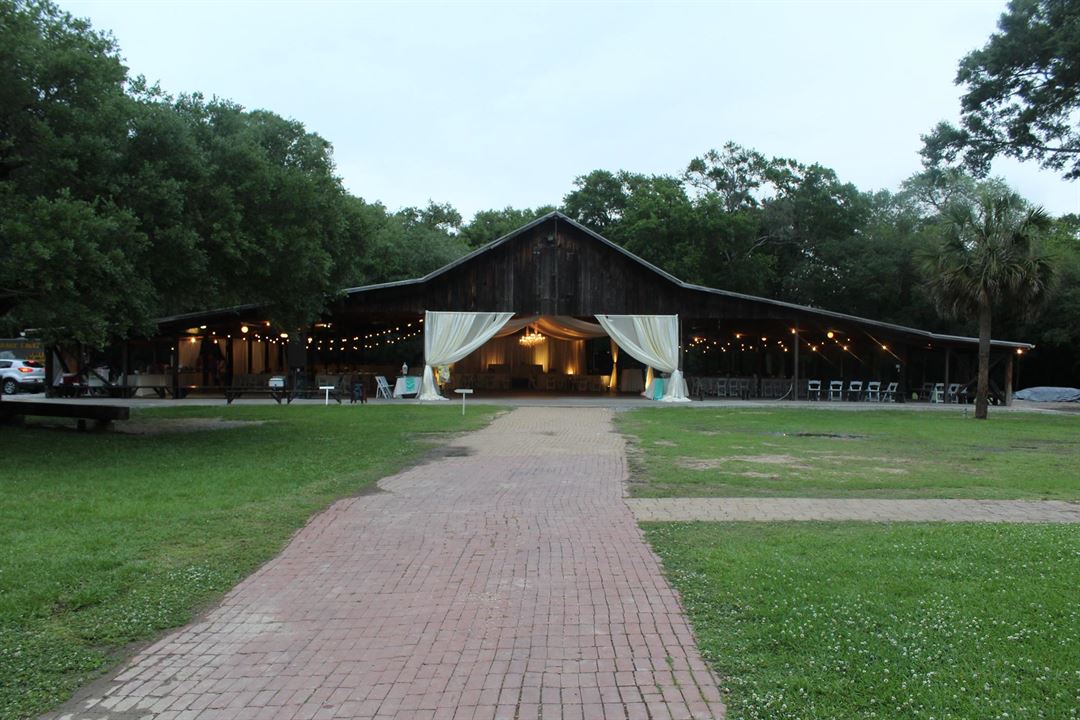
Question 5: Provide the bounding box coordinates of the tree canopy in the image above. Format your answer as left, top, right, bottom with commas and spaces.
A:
922, 0, 1080, 179
0, 0, 363, 345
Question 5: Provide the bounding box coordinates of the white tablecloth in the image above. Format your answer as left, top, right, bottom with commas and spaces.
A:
393, 376, 420, 397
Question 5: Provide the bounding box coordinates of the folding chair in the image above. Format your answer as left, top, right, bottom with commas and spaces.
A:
375, 375, 393, 399
930, 382, 945, 403
881, 381, 898, 402
828, 380, 844, 401
846, 380, 863, 401
864, 381, 881, 401
807, 379, 822, 400
946, 383, 962, 403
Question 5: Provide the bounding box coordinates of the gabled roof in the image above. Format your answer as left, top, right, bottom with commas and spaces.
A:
341, 211, 1034, 350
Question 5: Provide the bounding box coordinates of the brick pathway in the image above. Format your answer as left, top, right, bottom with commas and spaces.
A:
51, 408, 724, 720
628, 497, 1080, 523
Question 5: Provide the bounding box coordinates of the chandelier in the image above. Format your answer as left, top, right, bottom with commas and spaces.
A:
519, 326, 546, 347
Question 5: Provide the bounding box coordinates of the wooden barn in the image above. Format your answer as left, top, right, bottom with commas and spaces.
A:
53, 212, 1032, 403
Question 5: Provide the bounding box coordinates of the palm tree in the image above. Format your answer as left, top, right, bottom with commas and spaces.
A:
923, 189, 1055, 419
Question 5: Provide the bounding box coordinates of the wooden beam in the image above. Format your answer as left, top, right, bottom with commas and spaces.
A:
1004, 352, 1014, 406
171, 338, 180, 398
899, 344, 909, 402
792, 324, 800, 400
944, 346, 951, 399
121, 340, 129, 392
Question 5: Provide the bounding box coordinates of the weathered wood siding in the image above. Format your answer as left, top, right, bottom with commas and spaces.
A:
336, 216, 810, 321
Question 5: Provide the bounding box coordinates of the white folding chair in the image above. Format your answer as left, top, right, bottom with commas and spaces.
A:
930, 382, 945, 403
881, 381, 898, 402
846, 380, 863, 401
807, 379, 821, 400
946, 383, 962, 403
375, 375, 393, 399
864, 381, 881, 401
828, 380, 844, 401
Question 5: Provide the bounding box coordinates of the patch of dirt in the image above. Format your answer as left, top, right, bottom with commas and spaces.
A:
677, 458, 727, 470
874, 467, 909, 475
404, 440, 476, 464
804, 452, 914, 465
117, 418, 266, 435
738, 454, 812, 469
653, 440, 677, 447
768, 431, 867, 440
677, 454, 812, 471
437, 446, 474, 457
737, 471, 781, 479
795, 432, 867, 440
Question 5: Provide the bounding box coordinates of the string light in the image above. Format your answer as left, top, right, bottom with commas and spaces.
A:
312, 325, 424, 351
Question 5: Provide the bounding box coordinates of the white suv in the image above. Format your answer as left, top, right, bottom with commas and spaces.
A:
0, 359, 45, 394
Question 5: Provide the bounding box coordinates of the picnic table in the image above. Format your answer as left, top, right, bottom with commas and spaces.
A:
0, 400, 129, 431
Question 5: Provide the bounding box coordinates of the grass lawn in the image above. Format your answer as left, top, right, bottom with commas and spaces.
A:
645, 522, 1080, 720
618, 407, 1080, 499
0, 403, 498, 720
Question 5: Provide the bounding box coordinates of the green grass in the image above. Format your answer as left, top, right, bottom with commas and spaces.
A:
645, 522, 1080, 720
618, 407, 1080, 499
0, 403, 498, 720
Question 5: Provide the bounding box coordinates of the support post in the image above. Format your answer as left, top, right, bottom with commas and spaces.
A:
792, 325, 800, 400
121, 340, 129, 395
944, 346, 951, 401
44, 345, 56, 398
1004, 352, 1014, 406
171, 337, 180, 399
678, 316, 684, 374
226, 338, 235, 388
899, 344, 909, 403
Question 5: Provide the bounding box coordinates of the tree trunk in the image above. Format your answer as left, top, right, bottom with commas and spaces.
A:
975, 300, 992, 419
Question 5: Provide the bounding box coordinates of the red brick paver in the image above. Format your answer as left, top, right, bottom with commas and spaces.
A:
49, 408, 724, 720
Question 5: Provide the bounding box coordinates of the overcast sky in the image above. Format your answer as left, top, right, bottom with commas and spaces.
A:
65, 0, 1078, 219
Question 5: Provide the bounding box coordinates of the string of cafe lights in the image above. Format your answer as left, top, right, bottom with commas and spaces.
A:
687, 331, 793, 355
686, 329, 901, 363
307, 319, 424, 351
182, 319, 428, 351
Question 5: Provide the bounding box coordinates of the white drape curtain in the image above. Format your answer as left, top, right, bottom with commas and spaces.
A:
594, 314, 689, 402
534, 316, 606, 340
492, 315, 606, 341
492, 315, 537, 338
419, 311, 514, 400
